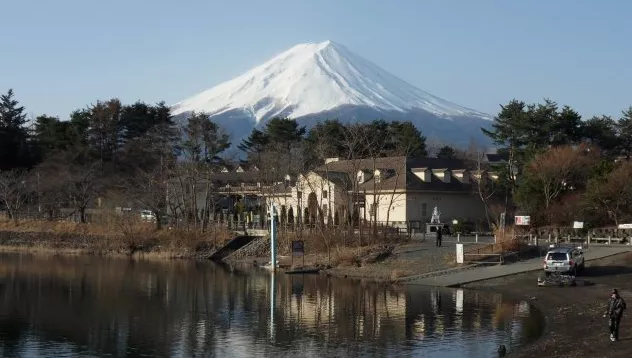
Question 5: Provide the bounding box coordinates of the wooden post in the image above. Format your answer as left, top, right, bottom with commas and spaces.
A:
609, 236, 612, 245
475, 233, 479, 243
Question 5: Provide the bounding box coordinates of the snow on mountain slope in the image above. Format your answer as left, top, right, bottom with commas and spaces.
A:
171, 40, 492, 122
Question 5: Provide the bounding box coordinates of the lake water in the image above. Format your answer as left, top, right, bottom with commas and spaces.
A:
0, 253, 544, 357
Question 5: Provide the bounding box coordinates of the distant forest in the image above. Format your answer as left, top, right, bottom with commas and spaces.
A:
1, 88, 632, 228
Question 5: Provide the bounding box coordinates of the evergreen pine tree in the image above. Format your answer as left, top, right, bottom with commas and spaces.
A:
436, 145, 456, 159
0, 89, 32, 169
583, 115, 620, 155
617, 107, 632, 157
388, 121, 427, 157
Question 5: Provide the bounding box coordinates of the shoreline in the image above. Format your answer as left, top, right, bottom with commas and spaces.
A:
0, 229, 220, 260
4, 229, 632, 356
463, 252, 632, 357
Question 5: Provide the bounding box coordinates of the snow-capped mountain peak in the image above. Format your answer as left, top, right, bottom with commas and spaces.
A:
171, 40, 492, 122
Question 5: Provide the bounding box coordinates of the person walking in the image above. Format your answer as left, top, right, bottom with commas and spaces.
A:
436, 228, 442, 247
603, 288, 626, 341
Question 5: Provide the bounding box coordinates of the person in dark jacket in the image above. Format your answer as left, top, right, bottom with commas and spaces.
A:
603, 288, 626, 341
436, 228, 442, 247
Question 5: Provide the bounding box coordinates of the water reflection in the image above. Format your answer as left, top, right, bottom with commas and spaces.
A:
0, 254, 543, 357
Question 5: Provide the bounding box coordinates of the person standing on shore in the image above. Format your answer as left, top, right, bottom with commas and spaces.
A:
436, 228, 442, 247
603, 288, 626, 341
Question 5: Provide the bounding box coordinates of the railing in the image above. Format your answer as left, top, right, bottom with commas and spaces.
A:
462, 237, 529, 264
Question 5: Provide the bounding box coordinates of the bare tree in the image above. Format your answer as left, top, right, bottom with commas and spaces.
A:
472, 150, 500, 230
65, 161, 103, 223
527, 144, 597, 209
585, 161, 632, 226
340, 124, 369, 240
33, 160, 69, 221
0, 169, 30, 225
126, 166, 170, 230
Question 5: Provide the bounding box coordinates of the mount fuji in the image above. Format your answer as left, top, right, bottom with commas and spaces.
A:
171, 40, 493, 149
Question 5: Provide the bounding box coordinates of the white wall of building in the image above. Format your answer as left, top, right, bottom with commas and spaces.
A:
363, 192, 408, 227
267, 172, 343, 223
266, 172, 488, 227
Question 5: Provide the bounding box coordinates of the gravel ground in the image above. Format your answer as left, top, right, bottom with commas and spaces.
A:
464, 252, 632, 358
227, 239, 489, 280
324, 241, 488, 280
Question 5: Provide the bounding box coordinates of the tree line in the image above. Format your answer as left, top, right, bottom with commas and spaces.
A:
0, 89, 429, 230
1, 88, 631, 230
481, 99, 632, 229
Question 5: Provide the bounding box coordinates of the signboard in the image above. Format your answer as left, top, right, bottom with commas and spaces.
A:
456, 243, 464, 264
573, 221, 584, 229
291, 240, 305, 266
515, 216, 531, 226
291, 240, 305, 255
618, 223, 632, 229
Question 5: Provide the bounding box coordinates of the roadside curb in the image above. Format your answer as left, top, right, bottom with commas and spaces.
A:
398, 264, 479, 282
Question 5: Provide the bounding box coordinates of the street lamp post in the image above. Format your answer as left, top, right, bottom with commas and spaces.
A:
452, 219, 460, 242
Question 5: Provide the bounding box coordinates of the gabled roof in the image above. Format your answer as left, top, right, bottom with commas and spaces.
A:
312, 156, 473, 192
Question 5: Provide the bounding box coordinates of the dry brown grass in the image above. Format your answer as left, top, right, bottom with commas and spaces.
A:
275, 226, 409, 255
443, 252, 458, 267
0, 215, 153, 236
493, 226, 526, 252
0, 216, 234, 259
331, 246, 363, 267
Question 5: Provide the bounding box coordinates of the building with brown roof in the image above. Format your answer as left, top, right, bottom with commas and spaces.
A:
267, 156, 495, 229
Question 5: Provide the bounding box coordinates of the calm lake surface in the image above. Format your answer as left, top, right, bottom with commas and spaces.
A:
0, 253, 544, 358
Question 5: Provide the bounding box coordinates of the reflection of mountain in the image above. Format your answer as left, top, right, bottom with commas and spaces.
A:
0, 254, 543, 357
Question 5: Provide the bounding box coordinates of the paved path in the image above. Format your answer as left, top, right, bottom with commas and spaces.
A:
406, 245, 632, 287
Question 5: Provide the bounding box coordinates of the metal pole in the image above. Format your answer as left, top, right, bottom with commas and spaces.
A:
269, 271, 276, 341
270, 203, 277, 271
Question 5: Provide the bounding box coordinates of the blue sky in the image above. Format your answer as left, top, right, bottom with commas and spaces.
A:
2, 0, 631, 120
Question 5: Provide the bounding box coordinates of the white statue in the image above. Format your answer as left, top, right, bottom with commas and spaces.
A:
431, 206, 441, 224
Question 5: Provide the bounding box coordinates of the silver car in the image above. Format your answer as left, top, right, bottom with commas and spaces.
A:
543, 246, 585, 276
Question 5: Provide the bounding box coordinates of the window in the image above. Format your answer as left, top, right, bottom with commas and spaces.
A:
546, 253, 568, 261
322, 190, 328, 199
297, 191, 302, 199
322, 204, 328, 216
422, 203, 427, 217
369, 204, 376, 216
